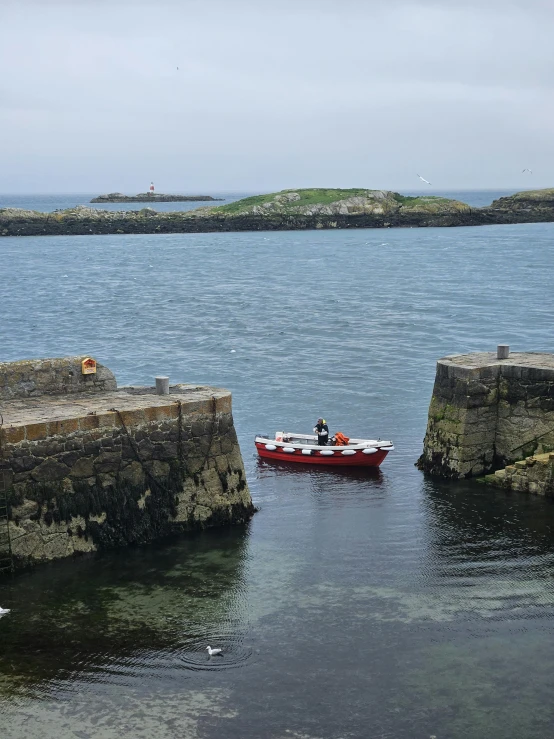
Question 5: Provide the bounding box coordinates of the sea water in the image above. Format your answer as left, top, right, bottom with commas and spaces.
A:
0, 196, 553, 738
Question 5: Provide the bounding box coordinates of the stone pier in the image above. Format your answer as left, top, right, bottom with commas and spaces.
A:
417, 351, 554, 479
0, 356, 254, 570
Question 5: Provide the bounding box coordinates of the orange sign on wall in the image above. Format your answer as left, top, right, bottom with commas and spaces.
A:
81, 357, 97, 375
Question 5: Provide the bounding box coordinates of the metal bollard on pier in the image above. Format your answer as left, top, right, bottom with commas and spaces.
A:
155, 376, 170, 395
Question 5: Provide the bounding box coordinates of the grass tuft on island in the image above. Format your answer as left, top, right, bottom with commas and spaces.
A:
210, 188, 373, 213
203, 188, 471, 217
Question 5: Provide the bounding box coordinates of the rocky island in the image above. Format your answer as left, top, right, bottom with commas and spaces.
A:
90, 192, 221, 203
2, 187, 554, 237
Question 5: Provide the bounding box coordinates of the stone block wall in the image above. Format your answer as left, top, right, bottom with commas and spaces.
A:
0, 390, 254, 569
484, 452, 554, 496
496, 364, 554, 462
417, 352, 554, 479
0, 356, 116, 400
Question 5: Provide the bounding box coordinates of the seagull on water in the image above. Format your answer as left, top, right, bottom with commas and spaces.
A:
522, 168, 532, 174
0, 607, 10, 616
206, 646, 223, 656
416, 174, 432, 185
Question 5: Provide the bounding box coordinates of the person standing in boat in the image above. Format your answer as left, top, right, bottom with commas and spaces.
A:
314, 417, 329, 446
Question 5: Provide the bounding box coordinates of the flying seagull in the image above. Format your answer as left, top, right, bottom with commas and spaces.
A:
0, 607, 10, 616
522, 168, 532, 174
206, 646, 223, 656
416, 174, 432, 185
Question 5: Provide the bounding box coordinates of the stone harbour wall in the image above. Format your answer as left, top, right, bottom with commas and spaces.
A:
0, 356, 116, 400
0, 393, 253, 568
417, 352, 554, 479
0, 358, 254, 570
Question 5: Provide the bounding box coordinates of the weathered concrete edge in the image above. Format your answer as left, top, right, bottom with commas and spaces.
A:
1, 390, 232, 442
437, 356, 554, 382
2, 401, 227, 442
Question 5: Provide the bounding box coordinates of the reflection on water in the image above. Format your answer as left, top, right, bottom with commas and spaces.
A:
256, 456, 385, 483
2, 458, 554, 738
0, 528, 252, 700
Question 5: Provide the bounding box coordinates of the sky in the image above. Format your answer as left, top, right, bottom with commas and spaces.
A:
1, 0, 553, 193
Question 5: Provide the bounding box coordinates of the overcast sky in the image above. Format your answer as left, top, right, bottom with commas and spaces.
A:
1, 0, 552, 193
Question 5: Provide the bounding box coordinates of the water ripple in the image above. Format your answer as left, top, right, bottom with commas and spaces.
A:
2, 218, 554, 738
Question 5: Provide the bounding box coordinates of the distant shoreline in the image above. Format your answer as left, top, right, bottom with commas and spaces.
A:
1, 187, 553, 237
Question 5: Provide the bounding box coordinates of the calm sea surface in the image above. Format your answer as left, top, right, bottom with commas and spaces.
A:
1, 191, 554, 739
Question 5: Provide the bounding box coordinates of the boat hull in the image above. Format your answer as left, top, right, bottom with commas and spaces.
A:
255, 442, 389, 467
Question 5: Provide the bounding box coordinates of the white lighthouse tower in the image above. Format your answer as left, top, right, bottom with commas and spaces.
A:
149, 181, 155, 195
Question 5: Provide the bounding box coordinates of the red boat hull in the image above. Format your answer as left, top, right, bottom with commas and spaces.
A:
255, 442, 389, 467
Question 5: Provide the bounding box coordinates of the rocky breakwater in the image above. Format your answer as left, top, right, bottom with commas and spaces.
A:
0, 356, 254, 571
91, 192, 221, 202
3, 187, 554, 237
483, 451, 554, 497
417, 350, 554, 479
487, 188, 554, 223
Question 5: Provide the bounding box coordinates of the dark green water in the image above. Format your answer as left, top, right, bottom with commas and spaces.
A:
1, 210, 554, 738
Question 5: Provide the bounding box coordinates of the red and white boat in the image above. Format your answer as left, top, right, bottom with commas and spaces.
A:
255, 432, 394, 467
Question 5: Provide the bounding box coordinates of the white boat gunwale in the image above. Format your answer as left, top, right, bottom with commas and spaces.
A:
255, 433, 394, 452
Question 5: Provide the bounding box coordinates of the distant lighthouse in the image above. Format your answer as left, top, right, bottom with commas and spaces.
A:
149, 182, 155, 194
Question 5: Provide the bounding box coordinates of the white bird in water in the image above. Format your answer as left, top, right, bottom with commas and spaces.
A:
206, 646, 223, 656
416, 174, 432, 185
0, 607, 10, 615
522, 168, 532, 174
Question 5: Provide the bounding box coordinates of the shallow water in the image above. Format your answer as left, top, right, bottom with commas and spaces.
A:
1, 212, 554, 738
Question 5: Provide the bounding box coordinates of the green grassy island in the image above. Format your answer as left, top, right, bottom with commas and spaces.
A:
2, 188, 554, 237
206, 188, 470, 216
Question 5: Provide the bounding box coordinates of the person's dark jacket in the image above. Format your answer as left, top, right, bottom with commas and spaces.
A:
314, 421, 329, 444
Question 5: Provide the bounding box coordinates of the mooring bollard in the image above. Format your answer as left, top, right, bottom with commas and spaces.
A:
155, 376, 170, 395
497, 345, 510, 359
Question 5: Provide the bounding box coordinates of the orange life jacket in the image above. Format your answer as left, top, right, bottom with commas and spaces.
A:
334, 432, 350, 446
